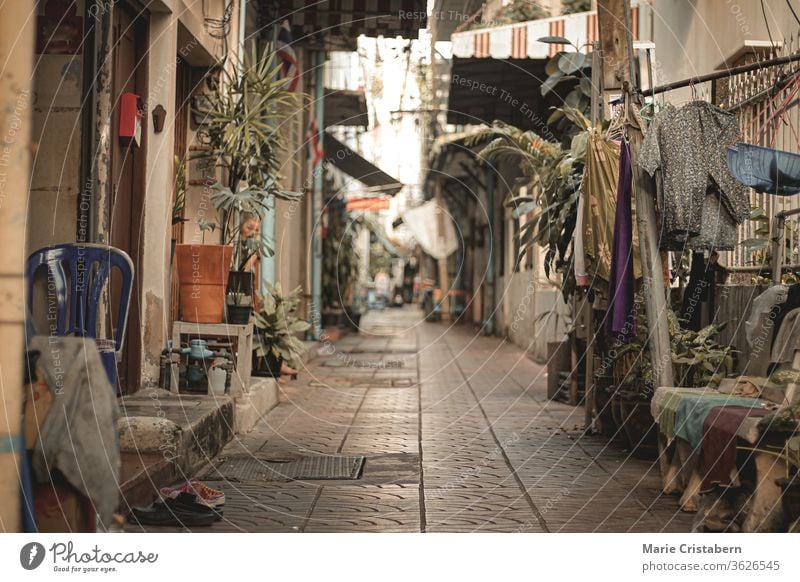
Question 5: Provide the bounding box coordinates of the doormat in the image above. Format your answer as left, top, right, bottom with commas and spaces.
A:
203, 455, 366, 482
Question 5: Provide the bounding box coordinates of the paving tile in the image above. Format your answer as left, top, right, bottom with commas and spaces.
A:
189, 307, 692, 533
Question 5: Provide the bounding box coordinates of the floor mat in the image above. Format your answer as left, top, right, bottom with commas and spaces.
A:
203, 455, 366, 482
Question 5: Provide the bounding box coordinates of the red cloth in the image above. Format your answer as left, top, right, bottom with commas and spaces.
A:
701, 405, 771, 490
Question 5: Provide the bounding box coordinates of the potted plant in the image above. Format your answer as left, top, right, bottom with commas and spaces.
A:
179, 42, 304, 322
322, 208, 363, 328
226, 274, 253, 325
175, 219, 234, 323
608, 310, 736, 456
252, 283, 311, 377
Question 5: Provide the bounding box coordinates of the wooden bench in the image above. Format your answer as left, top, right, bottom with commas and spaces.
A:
652, 382, 797, 532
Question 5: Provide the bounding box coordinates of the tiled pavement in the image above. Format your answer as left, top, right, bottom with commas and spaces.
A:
131, 306, 693, 533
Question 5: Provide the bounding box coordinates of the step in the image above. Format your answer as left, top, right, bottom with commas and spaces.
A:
117, 389, 235, 502
118, 452, 175, 511
235, 377, 279, 433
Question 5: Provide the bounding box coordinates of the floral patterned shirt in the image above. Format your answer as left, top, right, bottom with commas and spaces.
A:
639, 101, 749, 250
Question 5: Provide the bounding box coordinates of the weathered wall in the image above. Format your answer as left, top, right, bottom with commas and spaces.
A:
138, 11, 179, 385
28, 1, 86, 253
646, 0, 799, 101
500, 270, 570, 363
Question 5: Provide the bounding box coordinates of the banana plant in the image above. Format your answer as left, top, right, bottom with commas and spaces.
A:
465, 112, 589, 298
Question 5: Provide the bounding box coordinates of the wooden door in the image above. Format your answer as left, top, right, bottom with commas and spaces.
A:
109, 4, 148, 394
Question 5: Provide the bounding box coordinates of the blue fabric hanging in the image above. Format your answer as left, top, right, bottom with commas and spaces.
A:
727, 142, 800, 196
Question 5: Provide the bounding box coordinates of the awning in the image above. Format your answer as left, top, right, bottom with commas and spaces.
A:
325, 89, 369, 127
323, 133, 403, 196
450, 3, 640, 59
431, 0, 485, 42
280, 0, 427, 40
447, 57, 571, 130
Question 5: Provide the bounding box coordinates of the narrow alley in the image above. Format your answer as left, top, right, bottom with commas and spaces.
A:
128, 307, 692, 533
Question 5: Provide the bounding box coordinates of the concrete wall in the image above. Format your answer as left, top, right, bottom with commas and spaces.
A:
28, 1, 86, 253
645, 0, 798, 101
489, 154, 570, 361
138, 10, 180, 384
499, 270, 570, 362
26, 0, 241, 389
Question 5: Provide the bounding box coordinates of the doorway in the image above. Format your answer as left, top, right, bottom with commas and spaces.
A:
109, 3, 148, 394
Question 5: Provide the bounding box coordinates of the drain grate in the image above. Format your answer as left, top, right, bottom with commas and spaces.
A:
204, 455, 366, 482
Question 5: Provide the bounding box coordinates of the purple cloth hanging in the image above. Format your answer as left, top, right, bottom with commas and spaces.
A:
605, 141, 637, 341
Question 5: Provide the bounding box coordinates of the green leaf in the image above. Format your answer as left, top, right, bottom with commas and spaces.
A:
570, 131, 588, 160
289, 320, 311, 333
564, 88, 584, 110
579, 77, 593, 97
545, 52, 566, 76
540, 71, 565, 96
547, 108, 565, 125
538, 36, 572, 45
558, 51, 586, 74
512, 200, 537, 218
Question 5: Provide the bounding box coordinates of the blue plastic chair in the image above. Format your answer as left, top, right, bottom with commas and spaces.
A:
26, 244, 134, 391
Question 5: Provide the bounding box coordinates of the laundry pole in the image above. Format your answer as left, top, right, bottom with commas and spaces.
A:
597, 0, 674, 390
0, 0, 34, 532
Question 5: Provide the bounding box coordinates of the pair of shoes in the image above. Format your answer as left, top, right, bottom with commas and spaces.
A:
160, 479, 225, 508
128, 494, 222, 527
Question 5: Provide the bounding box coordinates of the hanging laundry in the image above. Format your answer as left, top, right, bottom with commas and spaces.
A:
745, 284, 788, 347
28, 336, 120, 528
727, 142, 800, 197
581, 131, 641, 291
727, 74, 800, 196
701, 405, 772, 491
605, 141, 637, 341
680, 252, 725, 331
639, 101, 750, 250
770, 283, 800, 349
772, 306, 800, 365
574, 192, 589, 287
674, 393, 766, 451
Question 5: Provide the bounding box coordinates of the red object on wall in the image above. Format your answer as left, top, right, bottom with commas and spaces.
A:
119, 92, 143, 147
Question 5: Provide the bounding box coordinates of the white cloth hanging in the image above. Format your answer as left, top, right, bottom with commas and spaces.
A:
402, 200, 459, 260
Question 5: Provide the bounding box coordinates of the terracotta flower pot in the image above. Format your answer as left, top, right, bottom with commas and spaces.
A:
175, 244, 233, 323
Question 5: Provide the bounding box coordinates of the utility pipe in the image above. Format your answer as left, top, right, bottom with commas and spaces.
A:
0, 0, 35, 532
484, 167, 495, 335
311, 48, 325, 340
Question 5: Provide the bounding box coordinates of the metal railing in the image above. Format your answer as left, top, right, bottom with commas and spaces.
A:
720, 42, 800, 276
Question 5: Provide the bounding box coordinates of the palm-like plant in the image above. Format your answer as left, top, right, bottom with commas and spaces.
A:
194, 41, 305, 266
466, 112, 589, 292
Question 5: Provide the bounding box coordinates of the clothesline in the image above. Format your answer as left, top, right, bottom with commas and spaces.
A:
641, 51, 800, 97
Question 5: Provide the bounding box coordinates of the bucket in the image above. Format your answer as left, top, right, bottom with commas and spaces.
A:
175, 244, 233, 323
208, 360, 228, 395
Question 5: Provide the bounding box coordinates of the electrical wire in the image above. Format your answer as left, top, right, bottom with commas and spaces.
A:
788, 0, 800, 26
761, 0, 776, 56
